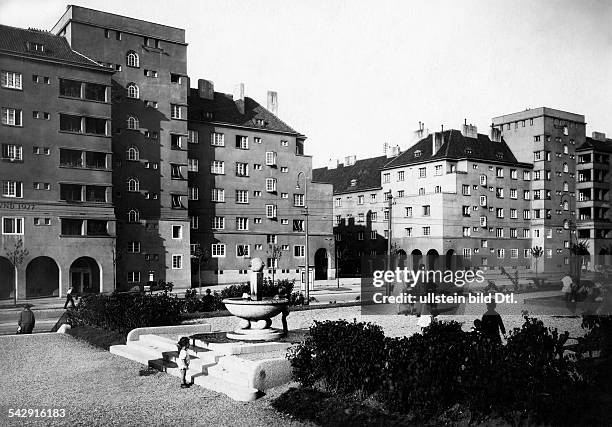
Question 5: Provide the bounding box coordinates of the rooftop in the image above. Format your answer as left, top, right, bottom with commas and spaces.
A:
0, 24, 108, 70
188, 89, 300, 135
577, 137, 612, 153
312, 155, 390, 195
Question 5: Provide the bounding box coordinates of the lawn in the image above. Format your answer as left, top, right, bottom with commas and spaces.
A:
0, 334, 311, 427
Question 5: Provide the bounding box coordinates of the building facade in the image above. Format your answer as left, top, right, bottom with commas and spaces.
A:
52, 6, 191, 290
188, 80, 334, 285
0, 25, 115, 300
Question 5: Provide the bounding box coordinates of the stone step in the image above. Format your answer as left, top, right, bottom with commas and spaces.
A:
147, 359, 203, 382
137, 334, 178, 350
193, 373, 260, 402
206, 364, 252, 389
109, 344, 154, 366
193, 337, 291, 356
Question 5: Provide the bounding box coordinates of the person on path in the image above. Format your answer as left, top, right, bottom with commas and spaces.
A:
64, 286, 76, 309
177, 337, 191, 388
481, 302, 506, 344
18, 304, 35, 334
561, 274, 573, 302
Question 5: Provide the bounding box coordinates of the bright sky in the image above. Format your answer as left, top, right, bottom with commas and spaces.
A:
2, 0, 611, 167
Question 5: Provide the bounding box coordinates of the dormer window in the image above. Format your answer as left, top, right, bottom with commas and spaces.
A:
27, 42, 44, 52
350, 179, 357, 187
255, 119, 265, 126
414, 150, 422, 158
496, 152, 503, 159
202, 112, 213, 120
465, 148, 472, 155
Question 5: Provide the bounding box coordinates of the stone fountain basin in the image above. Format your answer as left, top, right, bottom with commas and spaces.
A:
222, 298, 289, 321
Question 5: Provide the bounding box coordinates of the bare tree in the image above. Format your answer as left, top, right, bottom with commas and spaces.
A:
191, 243, 210, 295
530, 246, 544, 280
570, 240, 590, 285
267, 244, 283, 283
4, 238, 29, 306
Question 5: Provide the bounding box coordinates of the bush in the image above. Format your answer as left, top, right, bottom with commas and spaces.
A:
287, 320, 386, 395
582, 315, 612, 358
182, 289, 224, 313
67, 292, 182, 334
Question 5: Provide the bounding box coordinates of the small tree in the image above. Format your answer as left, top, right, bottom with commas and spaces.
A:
191, 244, 210, 295
531, 246, 544, 279
570, 240, 590, 285
267, 244, 283, 283
4, 238, 29, 306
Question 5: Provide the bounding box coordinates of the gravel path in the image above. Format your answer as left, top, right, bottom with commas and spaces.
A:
0, 334, 311, 427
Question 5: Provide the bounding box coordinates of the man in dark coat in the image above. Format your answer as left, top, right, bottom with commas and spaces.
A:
481, 301, 506, 344
18, 304, 35, 334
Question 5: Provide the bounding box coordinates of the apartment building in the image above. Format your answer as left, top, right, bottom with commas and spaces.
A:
313, 155, 391, 276
0, 25, 115, 300
52, 6, 191, 290
492, 108, 585, 272
381, 125, 533, 271
575, 132, 612, 264
188, 80, 334, 285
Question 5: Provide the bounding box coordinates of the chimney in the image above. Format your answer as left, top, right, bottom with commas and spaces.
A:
197, 79, 214, 100
327, 158, 339, 169
234, 83, 245, 114
267, 91, 278, 115
345, 155, 356, 166
461, 121, 478, 138
592, 131, 606, 141
432, 125, 444, 155
490, 123, 502, 142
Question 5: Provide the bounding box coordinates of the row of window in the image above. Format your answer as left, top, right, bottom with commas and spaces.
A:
207, 243, 306, 259
207, 132, 289, 149
1, 217, 109, 236
2, 180, 107, 201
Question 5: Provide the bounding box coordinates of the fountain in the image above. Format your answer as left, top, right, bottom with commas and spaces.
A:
222, 257, 289, 341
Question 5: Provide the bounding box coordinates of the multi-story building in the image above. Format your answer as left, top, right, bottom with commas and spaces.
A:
381, 124, 533, 271
188, 80, 334, 284
0, 25, 115, 300
313, 155, 391, 276
575, 132, 612, 265
52, 6, 191, 289
492, 107, 585, 272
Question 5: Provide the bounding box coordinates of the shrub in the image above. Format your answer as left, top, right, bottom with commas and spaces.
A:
67, 292, 182, 334
287, 320, 386, 395
582, 315, 612, 358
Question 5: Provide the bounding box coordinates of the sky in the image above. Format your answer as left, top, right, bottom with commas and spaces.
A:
1, 0, 611, 167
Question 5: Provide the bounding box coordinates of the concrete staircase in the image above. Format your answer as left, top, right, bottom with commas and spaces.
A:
110, 332, 292, 401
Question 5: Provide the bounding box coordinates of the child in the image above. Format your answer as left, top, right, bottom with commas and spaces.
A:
177, 337, 191, 388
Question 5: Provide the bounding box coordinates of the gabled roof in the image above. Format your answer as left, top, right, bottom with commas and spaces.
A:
312, 155, 390, 195
0, 24, 108, 69
188, 89, 299, 135
383, 129, 522, 169
577, 137, 612, 153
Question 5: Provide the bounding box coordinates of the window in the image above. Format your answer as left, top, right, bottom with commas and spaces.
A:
172, 255, 183, 269
435, 165, 442, 176
266, 178, 277, 192
211, 132, 225, 146
127, 178, 139, 192
2, 217, 23, 235
280, 139, 288, 147
236, 136, 249, 149
510, 228, 517, 238
479, 195, 487, 206
210, 161, 225, 174
188, 158, 199, 172
171, 134, 183, 149
496, 208, 504, 219
126, 83, 139, 99
370, 194, 377, 202
128, 209, 139, 223
235, 162, 249, 177
497, 249, 505, 259
418, 188, 425, 195
1, 71, 22, 90
266, 204, 277, 218
563, 163, 568, 173
480, 175, 487, 186
414, 150, 422, 158
294, 245, 305, 257
382, 173, 390, 183
463, 248, 472, 259
211, 188, 225, 202
170, 104, 183, 119
462, 206, 471, 217
127, 115, 139, 130
210, 216, 225, 230
171, 194, 185, 208
266, 151, 277, 166
423, 226, 431, 236
1, 107, 22, 126
253, 164, 262, 171
510, 189, 517, 199
236, 217, 249, 231
463, 227, 471, 237
397, 171, 405, 181
1, 144, 22, 161
127, 272, 140, 283
496, 228, 504, 238
510, 208, 517, 219
293, 219, 304, 231
281, 166, 288, 173
126, 146, 139, 161
523, 190, 530, 200
267, 235, 277, 244
496, 188, 504, 198
294, 194, 305, 206
236, 189, 249, 204
357, 195, 364, 205
189, 187, 199, 200
480, 216, 487, 227
418, 167, 426, 178
462, 184, 470, 196
236, 245, 250, 258
127, 241, 141, 253
126, 51, 139, 67
496, 167, 503, 178
172, 225, 182, 239
2, 181, 22, 198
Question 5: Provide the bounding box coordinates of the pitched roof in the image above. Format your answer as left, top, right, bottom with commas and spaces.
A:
577, 137, 612, 153
312, 155, 390, 195
0, 24, 108, 69
383, 129, 522, 169
188, 89, 300, 135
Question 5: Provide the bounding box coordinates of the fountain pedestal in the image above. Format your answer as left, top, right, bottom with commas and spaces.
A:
223, 258, 289, 341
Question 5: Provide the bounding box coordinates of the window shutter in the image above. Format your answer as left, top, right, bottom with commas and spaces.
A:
0, 71, 6, 87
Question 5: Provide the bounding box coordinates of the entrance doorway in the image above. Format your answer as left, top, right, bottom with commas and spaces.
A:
69, 257, 100, 294
314, 248, 328, 280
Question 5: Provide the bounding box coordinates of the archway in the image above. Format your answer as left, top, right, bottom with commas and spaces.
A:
445, 249, 455, 270
315, 248, 328, 280
427, 249, 439, 270
411, 249, 423, 271
69, 257, 101, 294
26, 256, 59, 298
396, 249, 407, 268
0, 257, 14, 300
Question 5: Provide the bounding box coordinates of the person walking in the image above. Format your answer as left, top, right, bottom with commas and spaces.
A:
481, 302, 506, 344
177, 337, 191, 388
561, 274, 573, 302
64, 286, 76, 309
18, 304, 35, 334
